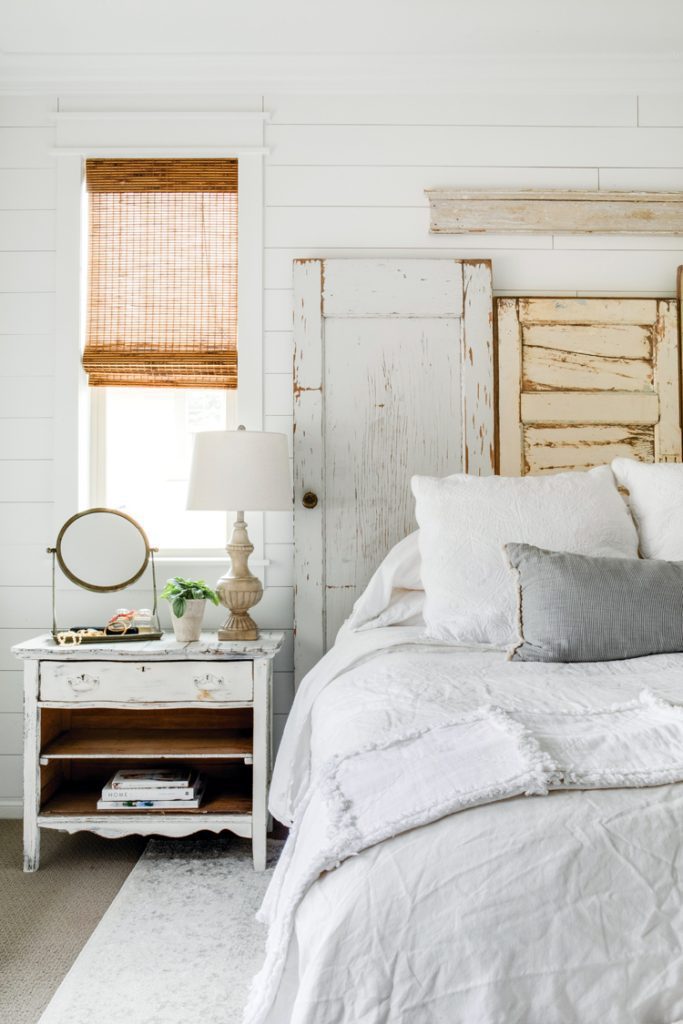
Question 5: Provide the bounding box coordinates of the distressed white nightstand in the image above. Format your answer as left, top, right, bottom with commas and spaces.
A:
12, 631, 284, 873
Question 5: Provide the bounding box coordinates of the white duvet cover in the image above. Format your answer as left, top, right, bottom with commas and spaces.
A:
251, 629, 683, 1024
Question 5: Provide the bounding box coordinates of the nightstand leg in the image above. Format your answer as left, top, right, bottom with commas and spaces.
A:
23, 662, 40, 872
252, 658, 270, 871
252, 831, 266, 872
23, 825, 40, 873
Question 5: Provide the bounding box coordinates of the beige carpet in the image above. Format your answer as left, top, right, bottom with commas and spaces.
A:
38, 834, 280, 1024
0, 820, 145, 1024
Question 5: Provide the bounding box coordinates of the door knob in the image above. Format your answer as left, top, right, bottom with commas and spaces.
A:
302, 491, 318, 509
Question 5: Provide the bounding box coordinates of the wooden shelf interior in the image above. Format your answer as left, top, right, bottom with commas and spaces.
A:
38, 706, 255, 816
42, 728, 252, 760
40, 706, 253, 761
39, 761, 252, 817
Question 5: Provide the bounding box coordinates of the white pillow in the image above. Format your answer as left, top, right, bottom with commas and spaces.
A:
412, 466, 639, 646
612, 458, 683, 559
346, 532, 423, 631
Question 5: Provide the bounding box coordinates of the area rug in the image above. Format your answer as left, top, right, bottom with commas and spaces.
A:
38, 834, 282, 1024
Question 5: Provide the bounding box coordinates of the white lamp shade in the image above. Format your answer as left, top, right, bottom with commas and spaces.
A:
187, 429, 291, 512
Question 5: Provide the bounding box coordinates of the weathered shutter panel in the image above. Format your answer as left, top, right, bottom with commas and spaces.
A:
497, 296, 682, 476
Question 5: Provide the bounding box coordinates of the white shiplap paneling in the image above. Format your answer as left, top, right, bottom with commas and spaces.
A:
0, 462, 53, 502
0, 252, 55, 292
265, 93, 638, 127
0, 169, 56, 208
0, 419, 54, 459
266, 124, 683, 168
0, 377, 54, 417
0, 211, 56, 250
2, 88, 683, 810
0, 336, 55, 375
266, 165, 600, 208
0, 671, 22, 713
0, 127, 55, 167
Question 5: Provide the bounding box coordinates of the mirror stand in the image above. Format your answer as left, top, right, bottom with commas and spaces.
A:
47, 507, 163, 645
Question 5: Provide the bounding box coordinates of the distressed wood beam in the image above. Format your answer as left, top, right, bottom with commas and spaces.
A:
427, 190, 683, 235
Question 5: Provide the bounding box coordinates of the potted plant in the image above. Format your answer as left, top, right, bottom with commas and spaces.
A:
160, 577, 220, 642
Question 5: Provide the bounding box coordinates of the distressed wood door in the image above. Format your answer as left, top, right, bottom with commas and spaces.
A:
293, 258, 494, 682
497, 296, 682, 476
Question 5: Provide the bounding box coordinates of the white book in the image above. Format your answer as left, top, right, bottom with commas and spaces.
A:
101, 772, 199, 802
97, 779, 206, 811
109, 767, 194, 790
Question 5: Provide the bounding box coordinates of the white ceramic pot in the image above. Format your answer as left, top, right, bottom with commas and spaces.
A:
169, 599, 206, 642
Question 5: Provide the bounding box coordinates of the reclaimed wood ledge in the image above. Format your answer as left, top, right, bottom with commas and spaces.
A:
426, 190, 683, 235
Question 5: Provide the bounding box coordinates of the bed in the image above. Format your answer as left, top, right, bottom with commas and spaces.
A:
249, 623, 683, 1023
247, 275, 683, 1024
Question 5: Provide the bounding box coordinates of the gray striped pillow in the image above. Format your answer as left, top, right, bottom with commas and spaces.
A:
505, 542, 683, 663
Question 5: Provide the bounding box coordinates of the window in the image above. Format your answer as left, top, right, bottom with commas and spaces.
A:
84, 158, 239, 551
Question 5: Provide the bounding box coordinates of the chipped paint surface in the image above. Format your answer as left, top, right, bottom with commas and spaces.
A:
427, 189, 683, 235
293, 258, 494, 683
497, 295, 682, 476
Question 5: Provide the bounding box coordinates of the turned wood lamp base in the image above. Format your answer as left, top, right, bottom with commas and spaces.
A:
218, 616, 259, 642
216, 512, 263, 642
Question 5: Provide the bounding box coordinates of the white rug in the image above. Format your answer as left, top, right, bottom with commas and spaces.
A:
38, 834, 282, 1024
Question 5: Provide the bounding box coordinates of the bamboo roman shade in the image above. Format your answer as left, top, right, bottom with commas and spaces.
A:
84, 159, 238, 388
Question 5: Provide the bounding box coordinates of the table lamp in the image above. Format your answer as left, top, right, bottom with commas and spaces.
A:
187, 427, 291, 641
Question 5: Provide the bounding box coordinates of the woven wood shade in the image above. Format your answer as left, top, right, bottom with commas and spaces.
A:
84, 159, 238, 388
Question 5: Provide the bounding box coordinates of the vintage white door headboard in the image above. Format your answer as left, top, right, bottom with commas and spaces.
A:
293, 258, 495, 683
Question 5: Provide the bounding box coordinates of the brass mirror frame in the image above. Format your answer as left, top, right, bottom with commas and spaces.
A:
48, 507, 161, 643
54, 507, 151, 593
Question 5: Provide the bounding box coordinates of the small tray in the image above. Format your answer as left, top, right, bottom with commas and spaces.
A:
51, 629, 164, 645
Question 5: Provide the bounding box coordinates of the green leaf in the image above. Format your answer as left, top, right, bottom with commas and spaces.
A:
161, 577, 219, 610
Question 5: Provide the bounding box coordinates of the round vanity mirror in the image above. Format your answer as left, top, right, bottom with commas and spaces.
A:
56, 508, 151, 593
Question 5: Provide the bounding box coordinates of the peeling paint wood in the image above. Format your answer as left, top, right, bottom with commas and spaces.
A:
522, 323, 652, 360
518, 297, 658, 326
462, 261, 496, 473
498, 295, 682, 476
523, 345, 653, 393
23, 661, 40, 872
496, 298, 524, 475
293, 258, 494, 682
521, 391, 660, 426
322, 259, 465, 318
17, 638, 283, 872
293, 259, 325, 684
525, 425, 654, 474
427, 190, 683, 236
323, 315, 462, 650
654, 299, 682, 461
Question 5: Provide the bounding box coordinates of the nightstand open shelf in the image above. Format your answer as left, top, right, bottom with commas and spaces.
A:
40, 777, 252, 818
41, 728, 253, 761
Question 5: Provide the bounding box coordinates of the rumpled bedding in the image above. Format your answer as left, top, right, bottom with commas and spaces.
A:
251, 628, 683, 1024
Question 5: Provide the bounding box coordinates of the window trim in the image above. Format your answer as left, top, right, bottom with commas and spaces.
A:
54, 114, 267, 559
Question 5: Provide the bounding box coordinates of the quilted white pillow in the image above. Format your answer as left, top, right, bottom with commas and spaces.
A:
612, 458, 683, 559
412, 466, 639, 646
346, 531, 423, 631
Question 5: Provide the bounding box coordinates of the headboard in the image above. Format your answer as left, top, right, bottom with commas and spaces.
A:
497, 295, 682, 475
293, 258, 495, 682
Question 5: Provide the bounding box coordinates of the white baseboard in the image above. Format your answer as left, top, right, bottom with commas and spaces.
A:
0, 799, 22, 819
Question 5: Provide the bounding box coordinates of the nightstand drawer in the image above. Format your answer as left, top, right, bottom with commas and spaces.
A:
39, 660, 254, 704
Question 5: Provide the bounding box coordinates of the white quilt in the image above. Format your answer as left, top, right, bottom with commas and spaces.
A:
251, 630, 683, 1024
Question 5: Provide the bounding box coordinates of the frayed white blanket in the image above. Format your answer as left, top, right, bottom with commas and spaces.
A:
245, 691, 683, 1024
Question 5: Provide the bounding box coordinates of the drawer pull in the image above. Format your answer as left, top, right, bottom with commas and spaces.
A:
67, 674, 100, 694
194, 673, 228, 694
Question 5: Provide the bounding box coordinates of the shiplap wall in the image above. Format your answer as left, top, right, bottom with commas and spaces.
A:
2, 89, 683, 814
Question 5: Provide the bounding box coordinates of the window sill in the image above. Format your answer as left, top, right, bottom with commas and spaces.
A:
154, 555, 270, 567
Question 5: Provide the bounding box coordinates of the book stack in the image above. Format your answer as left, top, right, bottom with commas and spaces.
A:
97, 767, 206, 810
